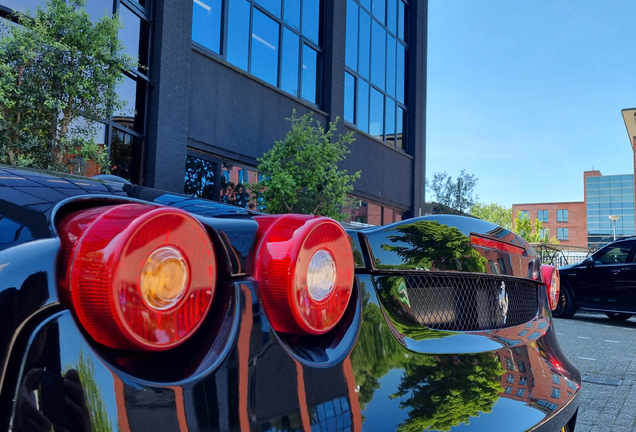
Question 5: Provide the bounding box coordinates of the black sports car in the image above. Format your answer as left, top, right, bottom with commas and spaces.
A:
556, 237, 636, 321
0, 166, 579, 432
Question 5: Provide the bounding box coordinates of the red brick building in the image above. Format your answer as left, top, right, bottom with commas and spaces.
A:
511, 201, 587, 247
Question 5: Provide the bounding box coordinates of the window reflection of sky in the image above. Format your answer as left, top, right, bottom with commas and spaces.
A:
451, 397, 544, 431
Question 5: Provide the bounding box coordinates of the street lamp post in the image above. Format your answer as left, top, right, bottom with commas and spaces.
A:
609, 215, 621, 241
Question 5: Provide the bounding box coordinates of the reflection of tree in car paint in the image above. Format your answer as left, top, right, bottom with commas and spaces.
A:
380, 220, 488, 272
390, 353, 504, 432
350, 284, 504, 432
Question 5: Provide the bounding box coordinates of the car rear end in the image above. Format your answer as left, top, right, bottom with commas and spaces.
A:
0, 167, 579, 432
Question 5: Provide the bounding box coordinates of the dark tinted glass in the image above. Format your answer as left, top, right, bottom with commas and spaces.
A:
344, 72, 355, 123
301, 44, 318, 104
84, 0, 112, 22
358, 10, 371, 79
251, 10, 280, 86
284, 0, 300, 29
385, 97, 395, 144
115, 75, 137, 118
357, 80, 369, 133
398, 0, 408, 42
110, 127, 135, 180
185, 155, 217, 201
345, 0, 358, 70
119, 5, 141, 65
372, 0, 385, 24
386, 0, 396, 34
255, 0, 281, 17
369, 88, 384, 138
359, 0, 370, 11
397, 43, 405, 103
281, 29, 299, 97
386, 35, 396, 97
192, 0, 222, 53
302, 0, 320, 44
227, 0, 250, 70
371, 20, 385, 90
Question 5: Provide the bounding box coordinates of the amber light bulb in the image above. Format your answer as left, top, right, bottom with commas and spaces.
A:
140, 246, 190, 310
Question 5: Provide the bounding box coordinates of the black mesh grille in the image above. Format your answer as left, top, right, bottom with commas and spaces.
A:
404, 274, 538, 331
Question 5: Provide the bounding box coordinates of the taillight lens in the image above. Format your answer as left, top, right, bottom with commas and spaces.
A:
541, 265, 560, 311
253, 214, 355, 335
57, 203, 217, 351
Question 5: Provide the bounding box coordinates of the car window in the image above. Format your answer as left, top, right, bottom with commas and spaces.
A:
594, 242, 634, 264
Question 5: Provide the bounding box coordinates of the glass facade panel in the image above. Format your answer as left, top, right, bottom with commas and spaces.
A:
372, 0, 385, 23
115, 75, 137, 117
369, 88, 384, 138
386, 35, 396, 97
110, 127, 135, 180
396, 106, 404, 149
227, 0, 250, 70
385, 97, 395, 145
192, 0, 222, 53
344, 72, 355, 123
1, 0, 44, 13
302, 0, 320, 43
357, 80, 370, 133
251, 9, 280, 86
345, 0, 358, 70
85, 0, 113, 21
398, 0, 406, 42
371, 20, 386, 90
386, 0, 396, 34
255, 0, 281, 17
587, 174, 635, 247
284, 0, 300, 29
358, 10, 371, 79
397, 42, 405, 104
301, 44, 318, 104
119, 5, 142, 65
185, 155, 217, 200
281, 29, 300, 97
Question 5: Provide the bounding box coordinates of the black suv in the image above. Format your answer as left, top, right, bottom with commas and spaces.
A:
556, 237, 636, 320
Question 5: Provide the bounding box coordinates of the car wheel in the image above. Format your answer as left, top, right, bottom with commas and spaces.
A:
605, 312, 633, 321
553, 284, 576, 319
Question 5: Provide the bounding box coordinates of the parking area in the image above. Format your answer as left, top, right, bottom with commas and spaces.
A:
555, 312, 636, 432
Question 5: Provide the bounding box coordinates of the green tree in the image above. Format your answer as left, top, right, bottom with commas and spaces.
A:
426, 170, 478, 213
0, 0, 135, 174
471, 202, 513, 230
513, 211, 559, 244
251, 111, 361, 220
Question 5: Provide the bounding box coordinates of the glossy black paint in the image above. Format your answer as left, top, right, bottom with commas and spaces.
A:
559, 237, 636, 316
0, 166, 580, 432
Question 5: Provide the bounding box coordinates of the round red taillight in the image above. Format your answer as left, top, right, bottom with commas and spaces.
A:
253, 214, 355, 335
57, 204, 217, 351
541, 265, 560, 311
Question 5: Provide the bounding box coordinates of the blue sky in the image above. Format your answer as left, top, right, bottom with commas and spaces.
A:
426, 0, 636, 208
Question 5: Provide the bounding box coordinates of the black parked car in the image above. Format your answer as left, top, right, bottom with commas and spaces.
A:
556, 237, 636, 320
0, 166, 579, 432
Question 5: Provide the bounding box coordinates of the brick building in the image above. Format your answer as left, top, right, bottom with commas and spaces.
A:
512, 170, 635, 249
1, 0, 427, 224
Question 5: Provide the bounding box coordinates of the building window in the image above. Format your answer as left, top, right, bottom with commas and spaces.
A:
539, 228, 548, 239
507, 374, 514, 383
557, 209, 568, 222
344, 0, 408, 149
519, 210, 529, 219
557, 227, 569, 241
504, 386, 512, 394
516, 388, 524, 397
537, 210, 548, 222
505, 358, 514, 370
517, 361, 526, 372
1, 0, 151, 183
192, 0, 322, 105
519, 376, 527, 385
551, 388, 561, 399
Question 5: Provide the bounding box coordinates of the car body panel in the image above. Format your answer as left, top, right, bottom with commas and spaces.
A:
0, 166, 580, 431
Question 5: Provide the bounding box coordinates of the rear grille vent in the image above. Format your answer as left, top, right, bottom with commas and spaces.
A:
404, 274, 538, 331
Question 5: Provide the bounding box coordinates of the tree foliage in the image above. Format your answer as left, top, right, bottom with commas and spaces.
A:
471, 202, 513, 230
0, 0, 135, 174
252, 111, 361, 220
426, 170, 478, 213
513, 211, 559, 244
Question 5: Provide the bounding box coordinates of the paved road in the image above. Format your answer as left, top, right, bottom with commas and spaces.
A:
555, 311, 636, 432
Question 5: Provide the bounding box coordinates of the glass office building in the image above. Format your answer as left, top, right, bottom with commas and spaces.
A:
586, 174, 635, 248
